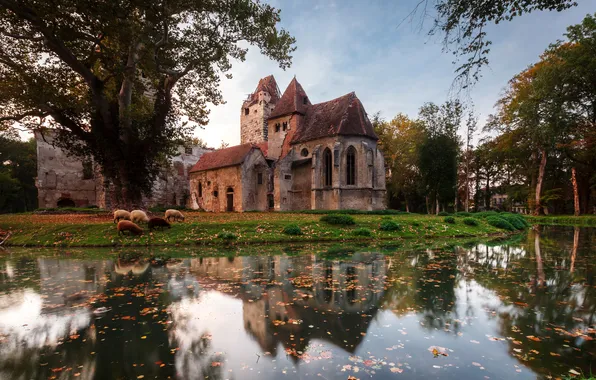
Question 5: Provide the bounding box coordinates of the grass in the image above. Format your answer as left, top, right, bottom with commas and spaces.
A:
0, 211, 517, 248
525, 215, 596, 227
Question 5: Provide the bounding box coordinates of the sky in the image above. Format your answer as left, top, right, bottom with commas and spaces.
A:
194, 0, 596, 148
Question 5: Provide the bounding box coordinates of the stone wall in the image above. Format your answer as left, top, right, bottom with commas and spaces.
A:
189, 166, 242, 212
240, 150, 271, 211
240, 91, 276, 145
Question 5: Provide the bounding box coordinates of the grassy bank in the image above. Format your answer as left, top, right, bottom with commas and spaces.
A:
0, 212, 514, 248
525, 215, 596, 227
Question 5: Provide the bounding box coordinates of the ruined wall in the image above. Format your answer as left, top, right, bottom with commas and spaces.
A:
35, 131, 100, 208
290, 161, 311, 210
240, 91, 276, 145
189, 165, 243, 212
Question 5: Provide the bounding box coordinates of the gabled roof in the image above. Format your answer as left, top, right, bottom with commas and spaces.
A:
290, 92, 378, 144
189, 142, 267, 172
269, 77, 311, 119
244, 75, 281, 106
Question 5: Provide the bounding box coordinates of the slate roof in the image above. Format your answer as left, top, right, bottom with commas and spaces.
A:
269, 77, 311, 119
189, 142, 267, 172
290, 92, 378, 144
245, 75, 281, 106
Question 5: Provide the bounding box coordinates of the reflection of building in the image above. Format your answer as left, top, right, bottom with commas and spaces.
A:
187, 254, 386, 356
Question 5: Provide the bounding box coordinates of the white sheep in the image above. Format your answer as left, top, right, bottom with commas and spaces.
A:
165, 209, 185, 222
113, 209, 131, 224
130, 210, 150, 224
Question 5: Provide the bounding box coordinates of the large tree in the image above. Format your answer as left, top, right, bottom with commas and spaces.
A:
0, 0, 295, 206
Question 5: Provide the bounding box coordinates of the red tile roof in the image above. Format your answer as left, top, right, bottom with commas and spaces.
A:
245, 75, 281, 106
291, 92, 378, 144
269, 77, 311, 119
189, 143, 267, 172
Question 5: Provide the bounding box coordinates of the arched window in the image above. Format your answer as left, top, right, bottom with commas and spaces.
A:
323, 148, 332, 187
198, 182, 202, 197
346, 146, 356, 185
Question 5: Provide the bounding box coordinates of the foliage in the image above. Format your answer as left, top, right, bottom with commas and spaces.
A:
499, 214, 527, 230
456, 211, 471, 217
486, 216, 515, 231
444, 216, 456, 224
320, 214, 356, 226
380, 220, 401, 231
293, 209, 407, 215
0, 0, 295, 205
463, 217, 478, 226
0, 134, 37, 213
422, 0, 577, 88
282, 224, 302, 236
217, 231, 238, 241
437, 211, 450, 216
352, 227, 372, 237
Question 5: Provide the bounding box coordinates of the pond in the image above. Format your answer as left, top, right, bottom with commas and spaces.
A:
0, 226, 594, 380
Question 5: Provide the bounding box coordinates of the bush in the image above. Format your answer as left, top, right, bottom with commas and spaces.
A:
486, 216, 515, 231
463, 217, 478, 226
437, 211, 451, 216
293, 209, 407, 215
499, 214, 528, 230
217, 231, 238, 241
320, 214, 356, 225
380, 220, 401, 231
473, 211, 499, 219
411, 221, 421, 227
455, 211, 471, 217
283, 224, 303, 235
352, 227, 372, 237
444, 216, 456, 224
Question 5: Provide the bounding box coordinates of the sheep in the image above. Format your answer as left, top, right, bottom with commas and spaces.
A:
113, 209, 131, 224
117, 220, 143, 236
165, 209, 185, 222
130, 210, 150, 224
148, 217, 171, 231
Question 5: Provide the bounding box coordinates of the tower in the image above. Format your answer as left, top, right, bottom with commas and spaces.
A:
240, 75, 281, 144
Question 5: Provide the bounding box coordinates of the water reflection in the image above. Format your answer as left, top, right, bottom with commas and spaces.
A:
0, 226, 594, 379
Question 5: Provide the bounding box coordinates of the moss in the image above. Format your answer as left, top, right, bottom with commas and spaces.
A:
380, 220, 401, 231
320, 214, 356, 226
455, 211, 471, 217
438, 211, 451, 216
444, 216, 456, 224
499, 213, 527, 230
486, 216, 515, 231
463, 217, 478, 226
283, 224, 303, 235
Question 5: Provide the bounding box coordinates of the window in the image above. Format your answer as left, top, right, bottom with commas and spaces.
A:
282, 122, 287, 131
257, 173, 263, 184
300, 148, 309, 157
275, 123, 280, 132
303, 96, 308, 105
346, 146, 356, 185
244, 108, 249, 115
213, 190, 218, 197
198, 182, 202, 197
284, 174, 292, 180
82, 160, 93, 180
323, 148, 332, 187
185, 147, 193, 154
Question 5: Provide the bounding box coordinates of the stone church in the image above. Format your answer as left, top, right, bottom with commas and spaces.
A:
188, 75, 386, 212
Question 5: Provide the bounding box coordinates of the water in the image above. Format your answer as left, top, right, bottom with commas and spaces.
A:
0, 226, 594, 380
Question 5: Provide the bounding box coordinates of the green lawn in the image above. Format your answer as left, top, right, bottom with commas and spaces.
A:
0, 212, 513, 248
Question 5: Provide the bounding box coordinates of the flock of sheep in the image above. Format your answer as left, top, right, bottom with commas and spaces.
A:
113, 209, 185, 236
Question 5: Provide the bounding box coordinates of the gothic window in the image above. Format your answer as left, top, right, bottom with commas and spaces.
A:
198, 182, 202, 197
323, 148, 332, 187
275, 123, 280, 132
346, 146, 356, 185
257, 173, 263, 184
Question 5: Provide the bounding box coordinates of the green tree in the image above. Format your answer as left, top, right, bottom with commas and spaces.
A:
0, 0, 295, 206
0, 134, 37, 212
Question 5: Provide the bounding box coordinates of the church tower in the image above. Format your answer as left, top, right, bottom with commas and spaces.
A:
240, 75, 281, 144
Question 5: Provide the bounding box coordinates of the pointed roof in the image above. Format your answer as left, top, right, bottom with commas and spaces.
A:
269, 77, 311, 119
189, 142, 267, 172
290, 92, 378, 144
244, 75, 281, 106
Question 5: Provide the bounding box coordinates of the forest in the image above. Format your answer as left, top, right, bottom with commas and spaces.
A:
375, 13, 596, 216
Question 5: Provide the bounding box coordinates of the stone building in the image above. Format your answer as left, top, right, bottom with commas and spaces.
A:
35, 130, 209, 209
189, 75, 386, 211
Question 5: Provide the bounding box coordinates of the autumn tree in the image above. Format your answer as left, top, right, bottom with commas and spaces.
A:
0, 0, 295, 206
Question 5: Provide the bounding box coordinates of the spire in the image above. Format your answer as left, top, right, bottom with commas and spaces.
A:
269, 77, 311, 119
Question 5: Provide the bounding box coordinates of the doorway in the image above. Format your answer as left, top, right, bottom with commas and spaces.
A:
226, 187, 234, 212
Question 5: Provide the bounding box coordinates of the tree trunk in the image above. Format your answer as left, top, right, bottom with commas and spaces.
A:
435, 194, 439, 215
485, 174, 490, 210
405, 197, 410, 213
572, 167, 580, 216
425, 196, 429, 215
534, 149, 547, 216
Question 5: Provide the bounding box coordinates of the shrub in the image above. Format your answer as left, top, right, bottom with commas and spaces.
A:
499, 214, 528, 230
352, 227, 372, 237
444, 216, 456, 224
283, 224, 303, 235
217, 231, 238, 241
320, 214, 356, 225
437, 211, 450, 216
411, 221, 421, 227
486, 216, 515, 231
473, 211, 499, 219
463, 217, 478, 226
380, 220, 401, 231
455, 211, 471, 217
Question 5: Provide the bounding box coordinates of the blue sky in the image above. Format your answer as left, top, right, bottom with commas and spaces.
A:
195, 0, 596, 148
